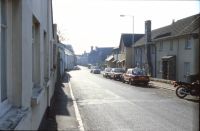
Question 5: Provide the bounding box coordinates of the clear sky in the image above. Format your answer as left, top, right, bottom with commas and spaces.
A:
52, 0, 200, 55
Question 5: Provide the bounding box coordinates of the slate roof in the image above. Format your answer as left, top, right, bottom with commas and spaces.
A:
134, 13, 200, 47
105, 55, 114, 61
119, 34, 144, 47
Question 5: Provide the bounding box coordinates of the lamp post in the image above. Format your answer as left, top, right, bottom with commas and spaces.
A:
120, 15, 134, 47
120, 15, 135, 68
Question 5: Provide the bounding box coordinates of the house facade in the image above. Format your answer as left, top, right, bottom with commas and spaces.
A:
88, 46, 113, 67
57, 43, 76, 76
134, 14, 200, 82
118, 34, 144, 69
77, 51, 89, 66
105, 47, 119, 68
0, 0, 58, 130
65, 47, 76, 70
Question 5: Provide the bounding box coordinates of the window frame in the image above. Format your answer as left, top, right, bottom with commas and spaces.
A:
0, 0, 8, 102
43, 31, 49, 82
32, 16, 41, 88
185, 36, 192, 50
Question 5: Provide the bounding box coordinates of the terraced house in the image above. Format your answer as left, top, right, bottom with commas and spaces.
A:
134, 14, 200, 82
0, 0, 58, 130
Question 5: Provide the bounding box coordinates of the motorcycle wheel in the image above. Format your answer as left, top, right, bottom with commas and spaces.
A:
176, 86, 187, 98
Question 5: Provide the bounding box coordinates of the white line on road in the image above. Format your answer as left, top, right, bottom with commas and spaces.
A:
68, 82, 85, 131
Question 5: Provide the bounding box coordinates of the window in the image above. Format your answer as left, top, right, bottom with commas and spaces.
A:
43, 31, 49, 81
185, 36, 192, 49
184, 62, 190, 80
159, 41, 163, 51
32, 17, 41, 88
0, 0, 7, 102
170, 40, 173, 50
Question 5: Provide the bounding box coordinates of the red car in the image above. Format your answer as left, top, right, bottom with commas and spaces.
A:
122, 68, 149, 86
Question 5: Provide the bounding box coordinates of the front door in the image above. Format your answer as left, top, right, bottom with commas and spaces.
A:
162, 56, 176, 80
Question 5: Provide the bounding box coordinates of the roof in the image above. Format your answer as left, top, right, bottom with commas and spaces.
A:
120, 34, 144, 47
112, 59, 118, 63
65, 49, 73, 55
162, 55, 175, 60
105, 55, 114, 61
134, 13, 200, 47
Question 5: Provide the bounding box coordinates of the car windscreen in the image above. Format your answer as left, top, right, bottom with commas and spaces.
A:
92, 66, 100, 69
105, 68, 111, 72
132, 68, 146, 75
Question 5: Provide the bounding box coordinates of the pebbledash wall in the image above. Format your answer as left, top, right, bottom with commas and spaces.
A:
0, 0, 58, 130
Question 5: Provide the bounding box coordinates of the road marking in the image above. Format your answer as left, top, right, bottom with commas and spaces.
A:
68, 82, 85, 131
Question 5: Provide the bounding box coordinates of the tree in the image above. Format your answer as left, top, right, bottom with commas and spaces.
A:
57, 29, 65, 42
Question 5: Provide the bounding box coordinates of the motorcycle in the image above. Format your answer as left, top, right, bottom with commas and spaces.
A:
173, 80, 200, 98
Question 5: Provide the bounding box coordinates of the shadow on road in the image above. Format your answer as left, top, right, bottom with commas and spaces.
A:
38, 73, 71, 130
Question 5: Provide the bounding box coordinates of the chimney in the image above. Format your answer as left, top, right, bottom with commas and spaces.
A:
91, 46, 93, 51
145, 20, 151, 43
172, 19, 175, 24
53, 24, 58, 42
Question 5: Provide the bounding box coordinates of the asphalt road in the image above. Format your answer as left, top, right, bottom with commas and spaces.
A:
69, 66, 199, 131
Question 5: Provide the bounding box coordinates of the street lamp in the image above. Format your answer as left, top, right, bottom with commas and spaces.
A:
120, 15, 134, 46
120, 15, 135, 68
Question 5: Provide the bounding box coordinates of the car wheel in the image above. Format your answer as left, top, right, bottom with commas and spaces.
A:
129, 79, 133, 85
144, 82, 148, 87
122, 78, 125, 83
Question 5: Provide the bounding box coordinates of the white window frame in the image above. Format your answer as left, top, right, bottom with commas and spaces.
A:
185, 36, 192, 49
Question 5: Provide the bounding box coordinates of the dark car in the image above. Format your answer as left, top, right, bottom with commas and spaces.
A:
110, 68, 125, 80
73, 66, 80, 70
103, 68, 112, 78
90, 66, 101, 74
122, 67, 149, 86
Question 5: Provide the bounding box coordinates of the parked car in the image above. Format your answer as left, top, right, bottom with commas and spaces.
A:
110, 68, 125, 80
90, 66, 101, 74
102, 68, 112, 78
73, 66, 80, 70
87, 64, 92, 69
122, 67, 149, 86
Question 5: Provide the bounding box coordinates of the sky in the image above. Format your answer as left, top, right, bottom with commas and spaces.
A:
52, 0, 200, 55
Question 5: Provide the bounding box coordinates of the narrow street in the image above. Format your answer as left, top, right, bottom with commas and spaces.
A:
69, 66, 199, 131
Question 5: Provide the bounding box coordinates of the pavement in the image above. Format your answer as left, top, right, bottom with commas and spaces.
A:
149, 81, 176, 91
38, 73, 79, 131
